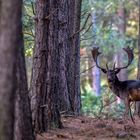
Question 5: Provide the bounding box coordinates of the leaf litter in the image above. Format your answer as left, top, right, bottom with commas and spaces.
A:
37, 116, 140, 140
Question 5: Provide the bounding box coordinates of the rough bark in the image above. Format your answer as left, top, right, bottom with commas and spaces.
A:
30, 0, 49, 130
72, 0, 82, 113
67, 0, 82, 114
0, 0, 20, 139
14, 6, 35, 140
30, 0, 62, 132
58, 0, 70, 111
45, 0, 63, 130
30, 0, 82, 132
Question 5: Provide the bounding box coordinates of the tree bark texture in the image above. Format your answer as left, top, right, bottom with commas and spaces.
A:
46, 0, 63, 130
30, 0, 49, 131
30, 0, 82, 132
30, 0, 62, 132
66, 0, 82, 114
0, 0, 21, 139
30, 0, 50, 132
57, 0, 71, 112
14, 7, 35, 140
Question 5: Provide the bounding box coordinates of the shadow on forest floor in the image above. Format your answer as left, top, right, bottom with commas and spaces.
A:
37, 116, 140, 140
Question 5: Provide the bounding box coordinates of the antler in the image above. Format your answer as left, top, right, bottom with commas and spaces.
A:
91, 47, 107, 73
114, 46, 134, 70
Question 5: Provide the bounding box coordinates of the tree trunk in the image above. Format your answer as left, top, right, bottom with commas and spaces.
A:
87, 52, 94, 90
30, 0, 49, 130
66, 0, 82, 114
14, 5, 35, 139
116, 2, 127, 81
57, 0, 70, 111
45, 0, 63, 130
0, 0, 21, 139
30, 0, 82, 132
30, 0, 62, 132
113, 2, 127, 104
90, 10, 101, 96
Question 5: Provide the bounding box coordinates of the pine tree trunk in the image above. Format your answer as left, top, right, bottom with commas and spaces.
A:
72, 0, 82, 113
14, 5, 35, 139
58, 0, 70, 111
30, 0, 62, 132
30, 0, 82, 132
67, 0, 82, 114
0, 0, 21, 139
30, 0, 49, 131
45, 0, 63, 130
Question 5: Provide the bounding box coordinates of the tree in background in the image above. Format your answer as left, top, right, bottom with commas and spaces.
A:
113, 1, 127, 104
115, 1, 127, 81
90, 0, 101, 96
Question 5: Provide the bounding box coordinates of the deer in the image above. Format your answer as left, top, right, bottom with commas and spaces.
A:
91, 47, 140, 123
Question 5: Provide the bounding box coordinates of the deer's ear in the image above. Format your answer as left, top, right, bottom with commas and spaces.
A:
115, 69, 121, 74
101, 68, 107, 73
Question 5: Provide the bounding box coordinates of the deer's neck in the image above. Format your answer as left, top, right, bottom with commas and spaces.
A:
108, 77, 121, 97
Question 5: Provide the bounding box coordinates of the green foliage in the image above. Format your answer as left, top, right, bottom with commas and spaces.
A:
81, 0, 138, 51
81, 88, 127, 119
23, 0, 35, 82
23, 0, 35, 57
81, 91, 102, 115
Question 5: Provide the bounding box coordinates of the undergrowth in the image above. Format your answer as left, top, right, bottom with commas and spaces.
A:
81, 86, 131, 119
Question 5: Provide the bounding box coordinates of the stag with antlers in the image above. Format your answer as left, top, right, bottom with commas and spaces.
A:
91, 47, 140, 123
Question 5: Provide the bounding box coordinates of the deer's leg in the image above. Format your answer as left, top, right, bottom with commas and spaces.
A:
129, 102, 135, 123
134, 101, 140, 117
124, 98, 129, 117
138, 107, 140, 118
124, 98, 135, 123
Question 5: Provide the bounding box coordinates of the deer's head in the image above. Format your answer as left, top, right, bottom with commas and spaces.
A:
91, 47, 134, 83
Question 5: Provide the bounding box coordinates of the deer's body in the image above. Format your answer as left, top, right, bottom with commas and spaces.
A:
108, 77, 140, 101
91, 47, 140, 123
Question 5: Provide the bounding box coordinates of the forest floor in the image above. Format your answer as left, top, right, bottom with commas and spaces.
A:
37, 115, 140, 140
